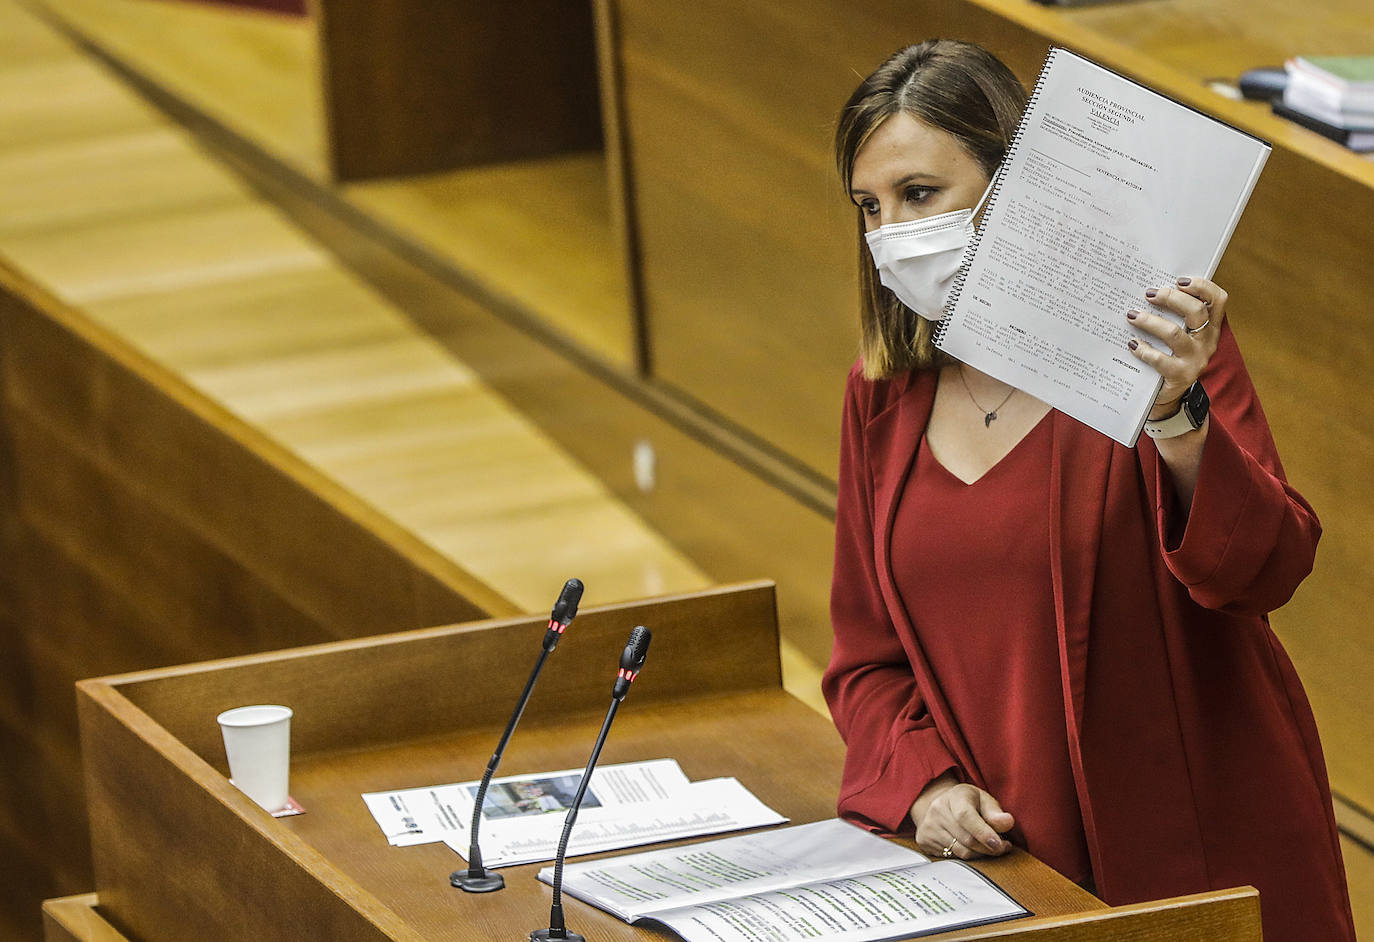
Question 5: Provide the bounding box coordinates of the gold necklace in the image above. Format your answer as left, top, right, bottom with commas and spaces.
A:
958, 366, 1016, 428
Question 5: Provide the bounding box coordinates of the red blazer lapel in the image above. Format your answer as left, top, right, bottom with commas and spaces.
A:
1047, 414, 1113, 885
1047, 414, 1112, 735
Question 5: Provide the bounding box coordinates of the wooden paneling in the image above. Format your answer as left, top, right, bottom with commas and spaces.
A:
315, 0, 603, 181
615, 0, 1055, 482
117, 582, 786, 761
35, 0, 608, 185
591, 0, 649, 373
43, 895, 128, 942
344, 154, 638, 369
1, 269, 511, 627
38, 887, 1271, 942
616, 0, 853, 480
33, 0, 328, 178
0, 56, 163, 151
0, 126, 251, 237
222, 162, 842, 687
40, 886, 1266, 942
0, 262, 513, 939
1341, 834, 1374, 942
21, 0, 819, 672
1060, 0, 1374, 83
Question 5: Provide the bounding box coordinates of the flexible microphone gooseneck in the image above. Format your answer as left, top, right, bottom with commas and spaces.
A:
530, 625, 651, 942
451, 578, 584, 893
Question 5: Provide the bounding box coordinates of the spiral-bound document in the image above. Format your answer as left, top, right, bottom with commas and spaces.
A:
936, 48, 1270, 446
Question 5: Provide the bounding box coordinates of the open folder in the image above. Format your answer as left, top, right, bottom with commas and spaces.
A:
539, 819, 1029, 941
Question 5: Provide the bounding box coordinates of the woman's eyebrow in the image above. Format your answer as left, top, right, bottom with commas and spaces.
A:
891, 171, 942, 186
850, 171, 942, 196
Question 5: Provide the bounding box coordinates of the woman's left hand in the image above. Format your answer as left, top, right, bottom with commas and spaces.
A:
1125, 276, 1223, 418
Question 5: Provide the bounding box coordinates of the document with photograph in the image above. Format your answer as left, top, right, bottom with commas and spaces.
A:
540, 818, 1028, 942
363, 758, 691, 847
362, 758, 787, 867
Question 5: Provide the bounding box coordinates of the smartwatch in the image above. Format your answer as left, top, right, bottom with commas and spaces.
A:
1143, 381, 1209, 440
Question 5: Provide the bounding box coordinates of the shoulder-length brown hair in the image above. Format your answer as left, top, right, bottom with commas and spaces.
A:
836, 40, 1026, 379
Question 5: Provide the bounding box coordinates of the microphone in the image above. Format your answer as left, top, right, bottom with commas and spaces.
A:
547, 578, 583, 644
531, 626, 651, 942
451, 578, 584, 893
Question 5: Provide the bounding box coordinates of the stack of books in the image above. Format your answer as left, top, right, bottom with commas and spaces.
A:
1275, 56, 1374, 152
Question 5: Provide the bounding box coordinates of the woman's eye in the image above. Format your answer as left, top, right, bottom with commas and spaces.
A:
906, 186, 936, 204
858, 199, 880, 216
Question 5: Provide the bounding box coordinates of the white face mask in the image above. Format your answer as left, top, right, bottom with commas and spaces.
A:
862, 177, 996, 321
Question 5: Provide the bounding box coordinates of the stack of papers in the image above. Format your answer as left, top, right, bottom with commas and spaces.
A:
1280, 55, 1374, 148
362, 759, 786, 868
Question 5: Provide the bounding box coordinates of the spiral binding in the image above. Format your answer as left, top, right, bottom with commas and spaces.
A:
934, 46, 1062, 350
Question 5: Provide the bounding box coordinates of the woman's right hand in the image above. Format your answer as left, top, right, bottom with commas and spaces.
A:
910, 771, 1015, 859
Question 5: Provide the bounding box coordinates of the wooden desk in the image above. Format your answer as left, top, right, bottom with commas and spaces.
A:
72, 582, 1259, 941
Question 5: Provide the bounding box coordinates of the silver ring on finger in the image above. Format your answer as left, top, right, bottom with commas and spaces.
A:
941, 840, 958, 859
1185, 317, 1210, 336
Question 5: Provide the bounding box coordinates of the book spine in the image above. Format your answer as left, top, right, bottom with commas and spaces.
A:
1273, 102, 1355, 144
937, 46, 1060, 349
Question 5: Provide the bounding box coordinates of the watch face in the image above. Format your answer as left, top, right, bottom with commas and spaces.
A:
1183, 382, 1210, 427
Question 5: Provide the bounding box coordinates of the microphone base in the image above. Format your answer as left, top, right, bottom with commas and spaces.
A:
530, 930, 585, 942
450, 867, 505, 893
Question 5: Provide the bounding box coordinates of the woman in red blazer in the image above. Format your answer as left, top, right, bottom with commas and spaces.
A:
823, 40, 1355, 942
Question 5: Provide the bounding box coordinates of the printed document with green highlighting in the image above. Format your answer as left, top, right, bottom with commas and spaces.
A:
538, 819, 1029, 941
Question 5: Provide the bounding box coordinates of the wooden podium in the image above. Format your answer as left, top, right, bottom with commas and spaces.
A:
57, 582, 1260, 941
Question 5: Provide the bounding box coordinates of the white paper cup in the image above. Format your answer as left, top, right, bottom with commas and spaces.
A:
217, 704, 292, 812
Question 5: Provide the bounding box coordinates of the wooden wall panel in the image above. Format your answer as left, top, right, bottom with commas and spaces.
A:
230, 162, 844, 687
617, 0, 1053, 481
616, 0, 854, 481
0, 262, 515, 939
315, 0, 603, 181
42, 894, 128, 942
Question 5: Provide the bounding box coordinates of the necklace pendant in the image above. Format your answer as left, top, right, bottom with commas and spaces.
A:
985, 411, 997, 428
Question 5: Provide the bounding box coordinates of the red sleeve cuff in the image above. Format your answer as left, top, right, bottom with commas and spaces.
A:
837, 726, 958, 835
1159, 417, 1301, 610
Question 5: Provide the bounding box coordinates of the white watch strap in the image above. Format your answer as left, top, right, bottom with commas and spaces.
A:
1142, 406, 1198, 439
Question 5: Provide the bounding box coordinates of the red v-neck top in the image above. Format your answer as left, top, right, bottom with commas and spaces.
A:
889, 416, 1092, 886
